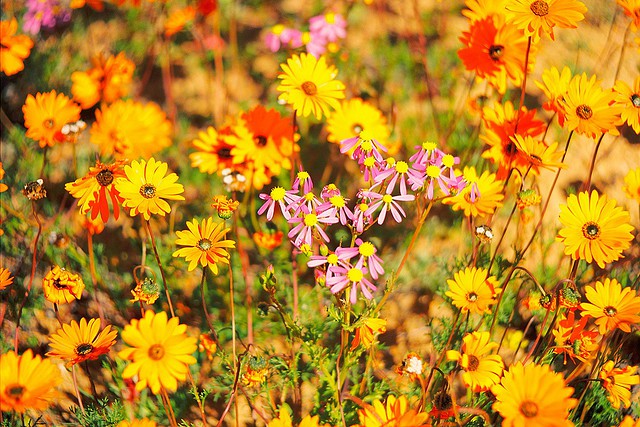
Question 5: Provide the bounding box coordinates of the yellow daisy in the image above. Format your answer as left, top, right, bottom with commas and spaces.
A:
190, 124, 236, 175
446, 331, 504, 392
492, 362, 577, 426
172, 217, 236, 274
462, 0, 510, 22
277, 53, 345, 120
445, 267, 501, 315
116, 158, 185, 221
354, 395, 431, 427
118, 310, 197, 394
505, 0, 587, 41
443, 166, 505, 218
535, 65, 572, 119
599, 361, 640, 409
614, 76, 640, 134
623, 167, 640, 203
617, 0, 640, 30
22, 90, 81, 148
511, 134, 566, 172
0, 350, 62, 413
580, 278, 640, 334
91, 100, 172, 159
42, 265, 85, 305
561, 73, 623, 139
326, 98, 390, 148
556, 190, 634, 268
47, 317, 117, 368
116, 420, 157, 427
268, 406, 331, 427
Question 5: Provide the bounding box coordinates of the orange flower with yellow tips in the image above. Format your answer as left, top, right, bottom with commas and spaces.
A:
351, 317, 387, 350
71, 52, 135, 109
0, 18, 34, 76
446, 331, 504, 392
580, 278, 640, 335
47, 318, 117, 368
506, 0, 587, 41
42, 265, 85, 304
599, 361, 640, 409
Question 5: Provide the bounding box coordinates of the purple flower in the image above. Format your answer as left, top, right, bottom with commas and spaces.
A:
373, 159, 423, 196
304, 31, 327, 57
341, 130, 387, 165
23, 0, 70, 34
309, 13, 346, 43
265, 25, 304, 52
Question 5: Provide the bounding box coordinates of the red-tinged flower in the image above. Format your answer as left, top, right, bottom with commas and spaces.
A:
552, 311, 598, 363
65, 159, 127, 223
164, 6, 196, 37
253, 230, 284, 250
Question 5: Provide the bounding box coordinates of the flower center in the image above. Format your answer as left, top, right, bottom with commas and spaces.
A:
329, 195, 345, 208
467, 355, 480, 371
43, 118, 55, 129
270, 186, 286, 201
433, 390, 453, 411
520, 401, 539, 418
529, 0, 549, 16
466, 292, 478, 302
139, 184, 156, 199
631, 94, 640, 108
359, 242, 375, 257
382, 194, 393, 204
148, 344, 165, 360
75, 343, 94, 355
347, 267, 364, 282
96, 169, 114, 186
352, 123, 364, 134
254, 135, 268, 146
217, 147, 232, 158
426, 165, 441, 178
603, 306, 617, 317
489, 45, 504, 61
53, 279, 68, 290
301, 81, 318, 96
303, 213, 318, 227
576, 104, 593, 120
6, 384, 25, 398
581, 221, 600, 240
197, 238, 212, 251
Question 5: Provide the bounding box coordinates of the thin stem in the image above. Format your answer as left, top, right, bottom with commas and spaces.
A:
72, 365, 85, 414
144, 219, 176, 318
396, 201, 434, 277
613, 21, 632, 82
160, 387, 179, 427
14, 202, 43, 351
87, 232, 106, 328
514, 36, 532, 134
581, 133, 605, 192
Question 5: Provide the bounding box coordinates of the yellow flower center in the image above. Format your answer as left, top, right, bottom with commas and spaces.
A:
359, 242, 375, 257
330, 195, 345, 208
529, 0, 549, 16
395, 161, 409, 174
304, 213, 318, 227
43, 118, 55, 129
581, 221, 601, 240
519, 401, 539, 418
442, 154, 455, 168
426, 165, 441, 178
360, 140, 373, 151
75, 343, 94, 356
96, 169, 114, 186
603, 306, 617, 317
489, 45, 504, 61
327, 253, 339, 264
297, 171, 310, 181
363, 157, 376, 167
148, 344, 165, 360
270, 187, 286, 201
304, 192, 315, 201
197, 238, 212, 251
325, 13, 336, 24
139, 184, 156, 199
576, 104, 593, 120
466, 292, 478, 302
422, 141, 437, 151
467, 355, 480, 371
301, 81, 318, 96
358, 203, 369, 212
6, 384, 25, 398
352, 123, 364, 134
631, 94, 640, 108
347, 267, 363, 282
382, 194, 393, 204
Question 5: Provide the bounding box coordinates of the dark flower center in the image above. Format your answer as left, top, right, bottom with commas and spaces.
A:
301, 81, 318, 96
433, 390, 453, 410
43, 118, 55, 129
603, 306, 617, 317
581, 221, 601, 240
6, 384, 25, 398
466, 292, 478, 302
489, 45, 504, 61
631, 94, 640, 108
576, 104, 593, 120
53, 279, 68, 290
467, 355, 480, 371
505, 140, 518, 156
197, 238, 213, 251
254, 135, 268, 147
96, 169, 114, 187
148, 344, 165, 360
217, 147, 232, 158
520, 401, 539, 418
530, 0, 549, 16
139, 184, 156, 199
75, 343, 94, 356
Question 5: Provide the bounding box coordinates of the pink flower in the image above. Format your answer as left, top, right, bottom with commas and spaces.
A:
287, 207, 338, 248
363, 190, 414, 224
309, 13, 347, 43
326, 264, 377, 303
293, 170, 314, 194
258, 186, 300, 220
304, 31, 327, 57
373, 160, 423, 195
317, 193, 353, 225
335, 239, 385, 280
340, 129, 387, 164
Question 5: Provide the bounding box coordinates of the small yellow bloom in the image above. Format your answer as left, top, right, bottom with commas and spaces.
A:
172, 217, 235, 274
42, 265, 85, 304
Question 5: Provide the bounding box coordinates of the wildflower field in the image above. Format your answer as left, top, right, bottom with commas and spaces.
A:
1, 0, 640, 425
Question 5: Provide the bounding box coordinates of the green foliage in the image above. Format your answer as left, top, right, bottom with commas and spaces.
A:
72, 398, 126, 427
573, 382, 622, 427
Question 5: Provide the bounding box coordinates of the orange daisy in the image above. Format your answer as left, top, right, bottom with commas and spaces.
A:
190, 123, 236, 175
71, 52, 135, 109
0, 267, 14, 290
599, 361, 640, 409
446, 331, 504, 392
506, 0, 588, 41
0, 18, 34, 76
47, 318, 117, 368
22, 91, 81, 148
614, 76, 640, 134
